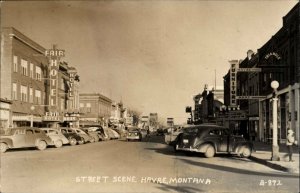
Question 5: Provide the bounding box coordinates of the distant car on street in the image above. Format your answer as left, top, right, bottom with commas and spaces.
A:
0, 127, 52, 153
175, 124, 252, 158
40, 128, 69, 148
156, 128, 166, 136
126, 127, 142, 141
58, 127, 85, 146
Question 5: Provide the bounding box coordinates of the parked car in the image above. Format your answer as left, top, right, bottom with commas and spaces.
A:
0, 127, 52, 153
86, 126, 107, 141
40, 128, 69, 148
71, 128, 93, 143
165, 125, 199, 145
58, 127, 84, 145
81, 128, 100, 142
156, 127, 167, 136
175, 124, 252, 158
104, 128, 120, 140
126, 127, 142, 141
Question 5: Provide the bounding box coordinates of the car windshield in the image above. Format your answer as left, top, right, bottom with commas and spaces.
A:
129, 129, 139, 132
184, 127, 199, 134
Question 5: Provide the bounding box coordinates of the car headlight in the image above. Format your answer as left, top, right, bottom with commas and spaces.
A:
128, 133, 131, 136
135, 133, 138, 136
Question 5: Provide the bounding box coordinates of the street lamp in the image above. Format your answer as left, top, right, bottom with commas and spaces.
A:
270, 80, 280, 161
30, 105, 35, 127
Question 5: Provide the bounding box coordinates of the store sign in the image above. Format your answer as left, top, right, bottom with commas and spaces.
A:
236, 96, 266, 100
237, 68, 261, 72
64, 113, 80, 122
45, 46, 65, 106
229, 60, 239, 106
265, 52, 281, 60
43, 112, 62, 121
68, 72, 76, 97
167, 118, 174, 126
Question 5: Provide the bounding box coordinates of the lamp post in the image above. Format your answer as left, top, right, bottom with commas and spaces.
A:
270, 80, 280, 161
30, 106, 35, 127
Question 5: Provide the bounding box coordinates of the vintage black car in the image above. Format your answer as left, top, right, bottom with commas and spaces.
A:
58, 127, 85, 146
175, 124, 252, 158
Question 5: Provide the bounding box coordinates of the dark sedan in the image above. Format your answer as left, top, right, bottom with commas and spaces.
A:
175, 124, 252, 158
126, 127, 142, 141
58, 127, 84, 146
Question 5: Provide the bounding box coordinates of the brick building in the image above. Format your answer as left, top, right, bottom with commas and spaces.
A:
79, 93, 112, 126
223, 3, 300, 143
0, 27, 80, 128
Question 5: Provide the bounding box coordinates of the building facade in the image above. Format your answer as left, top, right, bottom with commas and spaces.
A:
0, 27, 80, 128
79, 93, 112, 126
223, 3, 299, 143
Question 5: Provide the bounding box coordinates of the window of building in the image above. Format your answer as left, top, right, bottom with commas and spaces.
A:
21, 59, 28, 76
12, 83, 17, 100
29, 88, 33, 103
36, 66, 42, 81
21, 85, 28, 102
35, 90, 41, 104
13, 55, 18, 72
86, 103, 91, 113
80, 103, 84, 108
30, 63, 34, 78
61, 98, 65, 110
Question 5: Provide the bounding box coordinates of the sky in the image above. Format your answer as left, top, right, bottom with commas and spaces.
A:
1, 0, 298, 124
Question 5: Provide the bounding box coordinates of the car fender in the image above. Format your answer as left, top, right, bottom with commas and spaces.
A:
35, 138, 48, 146
233, 142, 253, 153
197, 142, 216, 153
0, 138, 13, 148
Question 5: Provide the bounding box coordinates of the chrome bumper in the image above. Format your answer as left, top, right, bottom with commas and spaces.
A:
176, 145, 200, 152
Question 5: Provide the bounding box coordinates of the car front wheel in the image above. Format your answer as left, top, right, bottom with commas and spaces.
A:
78, 138, 84, 145
54, 140, 63, 148
37, 140, 47, 151
204, 144, 215, 158
1, 142, 8, 153
69, 138, 77, 146
240, 146, 251, 158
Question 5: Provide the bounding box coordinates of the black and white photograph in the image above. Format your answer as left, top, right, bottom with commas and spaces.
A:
0, 0, 299, 193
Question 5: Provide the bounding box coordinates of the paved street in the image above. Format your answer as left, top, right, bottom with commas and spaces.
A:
1, 135, 299, 193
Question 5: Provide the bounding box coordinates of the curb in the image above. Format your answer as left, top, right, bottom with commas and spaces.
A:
249, 156, 292, 173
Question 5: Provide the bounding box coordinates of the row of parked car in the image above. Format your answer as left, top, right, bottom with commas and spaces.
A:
0, 126, 121, 153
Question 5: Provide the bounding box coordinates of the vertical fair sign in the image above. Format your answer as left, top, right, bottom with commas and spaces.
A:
229, 60, 239, 107
45, 47, 65, 107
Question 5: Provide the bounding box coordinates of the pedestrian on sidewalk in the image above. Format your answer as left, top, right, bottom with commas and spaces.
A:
284, 129, 298, 162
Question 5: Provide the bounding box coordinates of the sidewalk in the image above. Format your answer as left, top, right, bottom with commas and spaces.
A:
249, 141, 299, 174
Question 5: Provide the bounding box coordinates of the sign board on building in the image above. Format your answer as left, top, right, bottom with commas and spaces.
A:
43, 112, 62, 122
229, 60, 238, 107
237, 68, 261, 72
236, 96, 266, 100
68, 71, 76, 97
141, 116, 149, 122
167, 117, 174, 126
45, 45, 65, 107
